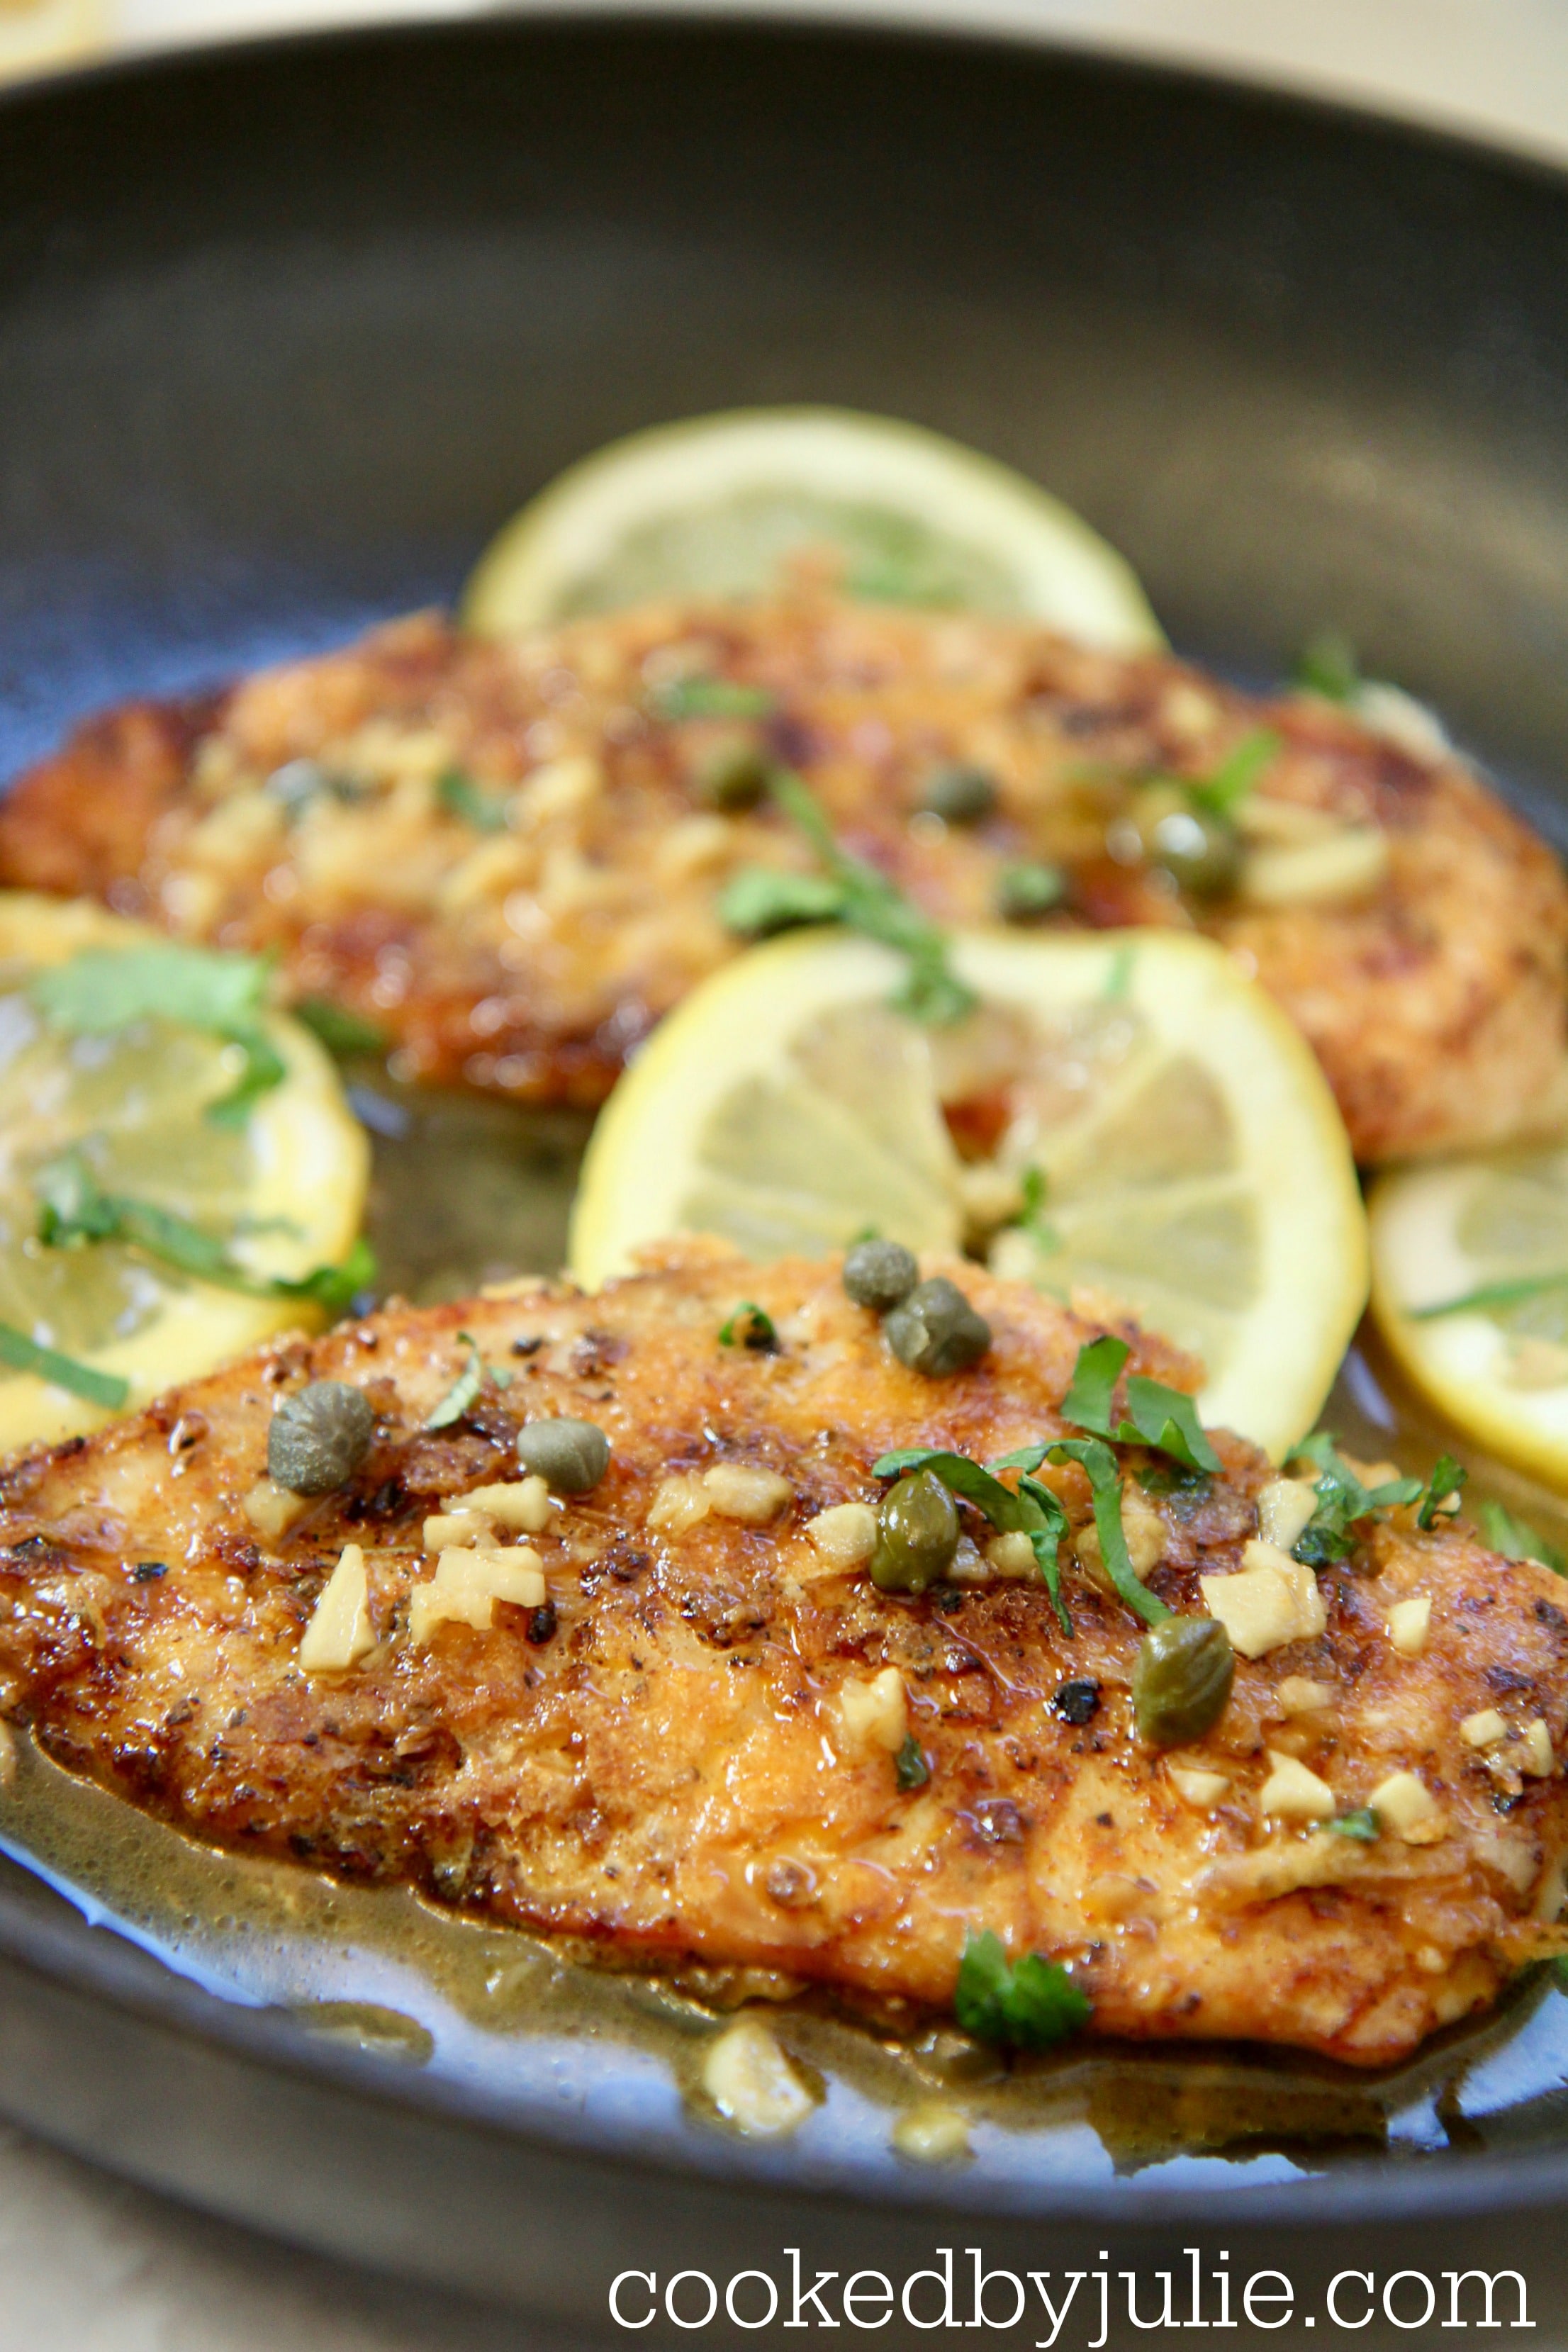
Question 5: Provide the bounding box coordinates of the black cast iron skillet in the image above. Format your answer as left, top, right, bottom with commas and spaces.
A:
4, 16, 1568, 2336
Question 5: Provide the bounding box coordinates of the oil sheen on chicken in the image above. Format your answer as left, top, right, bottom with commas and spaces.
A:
1, 599, 1564, 1163
0, 1241, 1562, 2064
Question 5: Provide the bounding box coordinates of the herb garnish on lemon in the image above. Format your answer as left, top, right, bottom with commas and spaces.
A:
0, 895, 371, 1447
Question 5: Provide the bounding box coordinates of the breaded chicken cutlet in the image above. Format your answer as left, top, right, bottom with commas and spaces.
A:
0, 1239, 1563, 2065
2, 600, 1564, 1164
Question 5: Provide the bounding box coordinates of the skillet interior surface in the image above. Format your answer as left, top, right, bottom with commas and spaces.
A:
6, 10, 1568, 2303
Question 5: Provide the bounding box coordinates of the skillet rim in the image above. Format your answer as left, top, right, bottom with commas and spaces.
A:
3, 3, 1568, 2226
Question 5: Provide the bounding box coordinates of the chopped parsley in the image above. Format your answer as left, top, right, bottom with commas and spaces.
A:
651, 676, 775, 722
1102, 943, 1136, 1000
895, 1735, 930, 1791
1288, 1430, 1422, 1567
718, 1301, 778, 1353
996, 860, 1066, 922
1416, 1452, 1467, 1531
30, 942, 269, 1035
1477, 1499, 1567, 1578
1295, 629, 1360, 702
954, 1928, 1091, 2050
1410, 1271, 1568, 1321
437, 768, 512, 833
873, 1443, 1073, 1633
715, 869, 846, 934
1004, 1166, 1062, 1255
1185, 728, 1281, 821
0, 1321, 128, 1410
721, 770, 976, 1026
1044, 1435, 1170, 1627
294, 999, 389, 1057
30, 942, 288, 1129
35, 1150, 374, 1315
1060, 1334, 1220, 1475
425, 1334, 485, 1430
207, 1029, 289, 1131
1325, 1808, 1379, 1842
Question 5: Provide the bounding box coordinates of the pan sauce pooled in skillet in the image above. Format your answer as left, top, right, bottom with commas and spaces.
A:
0, 1239, 1564, 2067
1, 597, 1565, 1164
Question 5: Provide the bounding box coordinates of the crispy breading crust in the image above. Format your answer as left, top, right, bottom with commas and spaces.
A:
0, 1242, 1563, 2063
2, 603, 1564, 1158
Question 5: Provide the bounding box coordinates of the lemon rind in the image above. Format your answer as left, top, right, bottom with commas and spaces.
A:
1370, 1164, 1568, 1489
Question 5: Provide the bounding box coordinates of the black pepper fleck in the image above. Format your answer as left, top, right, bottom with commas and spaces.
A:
527, 1602, 558, 1645
1053, 1678, 1101, 1725
132, 1562, 168, 1583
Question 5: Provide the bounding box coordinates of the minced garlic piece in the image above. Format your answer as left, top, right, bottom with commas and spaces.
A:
703, 1462, 792, 1524
461, 1477, 552, 1533
1461, 1707, 1509, 1750
1521, 1719, 1555, 1778
242, 1477, 308, 1540
1388, 1596, 1432, 1657
1370, 1769, 1446, 1843
985, 1530, 1038, 1579
701, 2015, 814, 2137
1276, 1676, 1333, 1716
1241, 827, 1389, 909
423, 1511, 487, 1552
892, 2104, 971, 2163
1200, 1540, 1326, 1658
1167, 1764, 1230, 1809
804, 1502, 878, 1568
647, 1473, 711, 1536
298, 1543, 376, 1674
1260, 1751, 1335, 1823
836, 1667, 908, 1754
407, 1545, 544, 1643
1257, 1477, 1318, 1552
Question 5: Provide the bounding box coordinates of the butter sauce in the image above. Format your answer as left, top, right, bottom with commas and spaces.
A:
3, 1073, 1568, 2181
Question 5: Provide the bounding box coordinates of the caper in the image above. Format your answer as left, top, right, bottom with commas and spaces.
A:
884, 1277, 992, 1376
996, 861, 1065, 922
267, 1380, 374, 1496
517, 1416, 610, 1493
920, 763, 997, 825
1132, 1615, 1235, 1746
870, 1469, 961, 1593
695, 732, 771, 812
1136, 797, 1241, 899
842, 1238, 919, 1313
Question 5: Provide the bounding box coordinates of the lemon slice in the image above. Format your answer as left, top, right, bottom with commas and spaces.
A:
570, 928, 1365, 1456
0, 0, 103, 82
462, 408, 1163, 652
1370, 1147, 1568, 1484
0, 895, 369, 1449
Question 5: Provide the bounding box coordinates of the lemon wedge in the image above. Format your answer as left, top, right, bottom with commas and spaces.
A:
463, 408, 1163, 652
571, 928, 1366, 1457
0, 895, 369, 1449
1370, 1146, 1568, 1485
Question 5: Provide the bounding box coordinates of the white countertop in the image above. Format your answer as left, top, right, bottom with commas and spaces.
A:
1, 5, 1567, 2343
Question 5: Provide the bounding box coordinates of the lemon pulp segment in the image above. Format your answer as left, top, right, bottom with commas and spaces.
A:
463, 408, 1163, 652
1372, 1146, 1568, 1485
0, 895, 369, 1448
571, 928, 1366, 1457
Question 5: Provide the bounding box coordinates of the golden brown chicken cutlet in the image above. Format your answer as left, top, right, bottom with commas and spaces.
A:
0, 1239, 1563, 2065
2, 599, 1564, 1163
